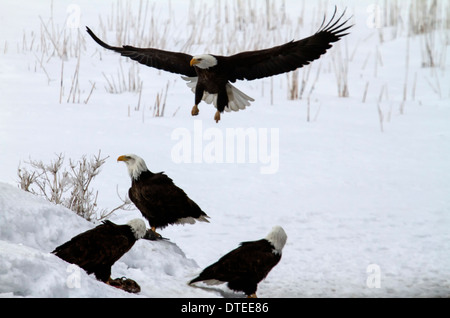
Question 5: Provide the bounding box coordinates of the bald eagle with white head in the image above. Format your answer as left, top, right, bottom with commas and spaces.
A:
189, 226, 287, 298
86, 8, 352, 123
52, 218, 146, 293
117, 154, 209, 238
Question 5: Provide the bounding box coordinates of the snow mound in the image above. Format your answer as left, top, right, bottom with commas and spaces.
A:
0, 183, 215, 298
0, 183, 90, 252
0, 240, 127, 298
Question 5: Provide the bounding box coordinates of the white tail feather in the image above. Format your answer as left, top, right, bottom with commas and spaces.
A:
175, 214, 210, 225
182, 76, 254, 112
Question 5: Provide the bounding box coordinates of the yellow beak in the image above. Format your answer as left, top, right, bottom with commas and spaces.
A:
190, 58, 199, 67
117, 155, 129, 162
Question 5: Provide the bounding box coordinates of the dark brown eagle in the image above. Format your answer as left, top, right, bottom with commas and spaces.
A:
86, 8, 352, 122
189, 226, 287, 298
117, 154, 209, 238
52, 219, 146, 293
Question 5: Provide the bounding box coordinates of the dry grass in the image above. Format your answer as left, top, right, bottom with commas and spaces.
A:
17, 151, 129, 222
14, 0, 449, 125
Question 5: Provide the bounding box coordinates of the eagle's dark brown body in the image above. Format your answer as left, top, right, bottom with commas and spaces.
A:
52, 220, 139, 282
190, 239, 282, 297
129, 170, 208, 229
194, 67, 229, 112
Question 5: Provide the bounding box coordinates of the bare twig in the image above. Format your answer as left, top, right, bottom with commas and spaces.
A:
16, 152, 125, 222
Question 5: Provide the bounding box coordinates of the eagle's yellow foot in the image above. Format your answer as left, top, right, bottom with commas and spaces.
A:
214, 110, 221, 123
191, 105, 199, 116
247, 293, 257, 298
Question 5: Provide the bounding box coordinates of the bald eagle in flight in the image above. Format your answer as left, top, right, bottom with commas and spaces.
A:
189, 226, 287, 298
117, 154, 209, 238
86, 8, 352, 122
52, 219, 146, 293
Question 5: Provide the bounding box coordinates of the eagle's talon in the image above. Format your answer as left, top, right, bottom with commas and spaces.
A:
214, 111, 221, 123
191, 105, 199, 116
144, 228, 166, 241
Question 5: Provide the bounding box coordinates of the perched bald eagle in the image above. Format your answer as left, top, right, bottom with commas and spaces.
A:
86, 8, 352, 122
52, 218, 146, 293
189, 226, 287, 298
117, 154, 209, 237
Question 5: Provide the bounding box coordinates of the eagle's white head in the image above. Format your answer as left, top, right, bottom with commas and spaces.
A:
190, 54, 218, 69
127, 218, 147, 239
265, 226, 287, 255
117, 154, 149, 180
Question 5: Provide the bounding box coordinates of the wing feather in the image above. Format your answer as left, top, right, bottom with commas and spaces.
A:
225, 8, 353, 82
86, 27, 196, 77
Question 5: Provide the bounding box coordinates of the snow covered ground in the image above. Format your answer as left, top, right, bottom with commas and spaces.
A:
1, 0, 450, 298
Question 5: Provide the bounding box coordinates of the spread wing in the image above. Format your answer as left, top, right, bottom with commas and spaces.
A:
225, 8, 353, 82
86, 27, 197, 77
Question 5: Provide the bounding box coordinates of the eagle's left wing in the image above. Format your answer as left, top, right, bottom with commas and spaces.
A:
224, 8, 352, 82
86, 27, 197, 77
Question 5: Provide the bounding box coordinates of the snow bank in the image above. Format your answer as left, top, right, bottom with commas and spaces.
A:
0, 183, 214, 298
0, 183, 90, 252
